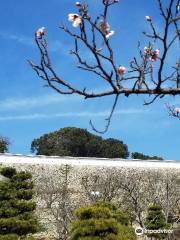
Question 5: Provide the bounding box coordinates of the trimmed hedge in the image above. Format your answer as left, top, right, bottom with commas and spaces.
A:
0, 167, 39, 238
70, 201, 136, 240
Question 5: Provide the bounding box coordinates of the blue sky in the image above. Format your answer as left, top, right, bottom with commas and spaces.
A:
0, 0, 179, 160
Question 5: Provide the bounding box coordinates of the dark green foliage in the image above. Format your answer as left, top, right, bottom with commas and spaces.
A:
16, 189, 34, 200
12, 171, 32, 181
100, 138, 129, 158
31, 127, 129, 158
0, 167, 39, 238
0, 234, 19, 240
0, 236, 35, 240
145, 203, 170, 239
0, 182, 15, 201
131, 152, 163, 160
11, 200, 36, 213
0, 218, 38, 235
0, 136, 9, 153
0, 167, 17, 178
70, 201, 136, 240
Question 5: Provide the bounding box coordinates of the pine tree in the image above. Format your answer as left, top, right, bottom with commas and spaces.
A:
0, 167, 39, 240
145, 203, 170, 239
70, 201, 136, 240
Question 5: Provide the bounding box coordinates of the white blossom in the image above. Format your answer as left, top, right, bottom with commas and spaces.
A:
175, 107, 180, 113
106, 30, 115, 39
68, 13, 82, 27
36, 27, 45, 38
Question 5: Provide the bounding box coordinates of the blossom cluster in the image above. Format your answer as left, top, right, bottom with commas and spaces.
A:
99, 21, 115, 39
68, 13, 82, 27
68, 2, 85, 27
68, 1, 115, 40
144, 46, 160, 62
36, 27, 45, 38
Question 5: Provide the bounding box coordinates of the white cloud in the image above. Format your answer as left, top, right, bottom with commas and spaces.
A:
0, 31, 67, 53
0, 94, 80, 111
0, 32, 33, 46
0, 108, 148, 121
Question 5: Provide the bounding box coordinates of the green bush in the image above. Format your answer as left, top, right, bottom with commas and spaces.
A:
0, 204, 18, 218
145, 203, 170, 239
0, 218, 38, 235
0, 182, 15, 201
0, 235, 36, 240
12, 172, 32, 181
0, 167, 39, 238
70, 202, 136, 240
0, 234, 19, 240
0, 167, 17, 179
16, 189, 34, 200
12, 200, 36, 213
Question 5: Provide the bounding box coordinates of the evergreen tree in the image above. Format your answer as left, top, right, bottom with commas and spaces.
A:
131, 152, 163, 160
31, 127, 129, 159
70, 201, 136, 240
145, 203, 170, 239
0, 136, 9, 153
0, 167, 39, 239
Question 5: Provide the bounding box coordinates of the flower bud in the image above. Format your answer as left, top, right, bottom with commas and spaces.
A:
117, 66, 126, 75
145, 16, 152, 22
76, 1, 82, 7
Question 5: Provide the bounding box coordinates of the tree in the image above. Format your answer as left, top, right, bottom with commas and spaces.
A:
36, 164, 75, 240
101, 138, 129, 158
70, 201, 136, 240
0, 136, 9, 153
29, 0, 180, 133
131, 152, 163, 160
145, 203, 170, 239
31, 127, 129, 158
0, 167, 39, 239
29, 162, 179, 238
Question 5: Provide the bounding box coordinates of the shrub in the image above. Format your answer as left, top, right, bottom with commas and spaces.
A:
0, 167, 17, 178
70, 201, 136, 240
0, 167, 39, 238
0, 234, 19, 240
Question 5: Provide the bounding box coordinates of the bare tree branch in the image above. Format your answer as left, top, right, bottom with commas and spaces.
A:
90, 94, 119, 134
29, 0, 180, 132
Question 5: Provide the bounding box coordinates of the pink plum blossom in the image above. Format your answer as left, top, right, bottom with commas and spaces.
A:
68, 13, 82, 27
117, 66, 126, 75
144, 46, 160, 62
150, 49, 160, 62
36, 27, 45, 38
153, 49, 160, 55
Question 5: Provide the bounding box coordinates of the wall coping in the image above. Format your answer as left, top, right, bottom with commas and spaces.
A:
0, 153, 179, 169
